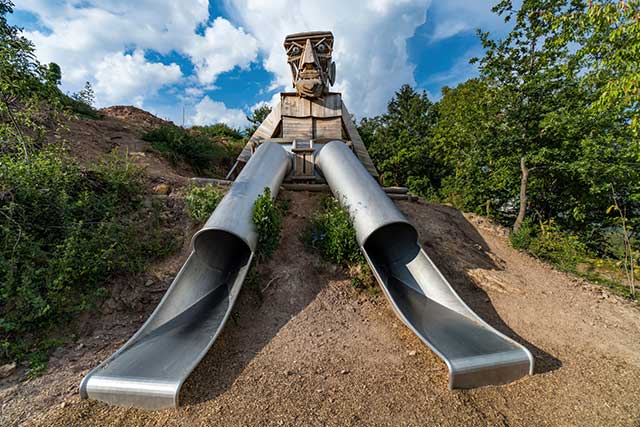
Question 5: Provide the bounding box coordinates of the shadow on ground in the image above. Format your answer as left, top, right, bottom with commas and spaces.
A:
402, 201, 562, 375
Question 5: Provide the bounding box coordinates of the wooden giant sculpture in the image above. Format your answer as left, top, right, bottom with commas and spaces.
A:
230, 31, 378, 181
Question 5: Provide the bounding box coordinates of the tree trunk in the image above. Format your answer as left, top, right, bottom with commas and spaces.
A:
513, 156, 529, 232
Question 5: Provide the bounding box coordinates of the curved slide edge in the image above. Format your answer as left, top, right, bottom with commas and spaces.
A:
316, 140, 534, 389
80, 142, 291, 409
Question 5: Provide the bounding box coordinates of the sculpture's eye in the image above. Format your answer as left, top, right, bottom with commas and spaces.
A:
316, 43, 326, 53
291, 46, 300, 55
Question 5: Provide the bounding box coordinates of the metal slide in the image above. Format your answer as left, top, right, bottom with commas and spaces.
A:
79, 142, 291, 409
316, 141, 534, 388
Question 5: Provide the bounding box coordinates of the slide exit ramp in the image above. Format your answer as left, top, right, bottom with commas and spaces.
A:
79, 142, 291, 409
316, 141, 534, 388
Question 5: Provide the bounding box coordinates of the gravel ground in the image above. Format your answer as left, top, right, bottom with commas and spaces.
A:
2, 191, 639, 426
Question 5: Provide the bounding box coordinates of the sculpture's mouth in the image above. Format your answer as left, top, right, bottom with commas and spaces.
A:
299, 68, 320, 80
296, 77, 322, 97
296, 66, 323, 96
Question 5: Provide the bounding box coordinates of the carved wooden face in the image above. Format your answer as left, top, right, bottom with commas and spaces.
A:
284, 31, 335, 98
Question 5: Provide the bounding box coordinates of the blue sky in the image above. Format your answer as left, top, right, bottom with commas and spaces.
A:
9, 1, 513, 128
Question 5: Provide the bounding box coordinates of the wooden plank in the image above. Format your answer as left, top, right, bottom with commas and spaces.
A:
341, 103, 379, 178
193, 178, 410, 197
313, 117, 342, 139
304, 152, 314, 175
191, 177, 232, 186
283, 116, 313, 139
237, 102, 282, 163
281, 94, 311, 117
384, 186, 409, 194
282, 183, 330, 192
310, 93, 341, 118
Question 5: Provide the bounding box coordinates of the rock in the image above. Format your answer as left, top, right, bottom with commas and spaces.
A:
0, 362, 17, 378
152, 183, 170, 195
341, 369, 350, 375
408, 350, 417, 356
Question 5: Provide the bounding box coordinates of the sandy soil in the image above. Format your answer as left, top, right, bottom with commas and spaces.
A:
2, 191, 639, 427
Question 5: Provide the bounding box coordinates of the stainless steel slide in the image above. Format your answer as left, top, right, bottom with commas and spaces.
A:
316, 141, 534, 388
79, 142, 291, 409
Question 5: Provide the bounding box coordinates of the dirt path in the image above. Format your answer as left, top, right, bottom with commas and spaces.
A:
2, 192, 639, 426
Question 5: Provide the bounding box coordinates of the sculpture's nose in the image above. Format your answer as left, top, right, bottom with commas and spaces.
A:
301, 38, 316, 67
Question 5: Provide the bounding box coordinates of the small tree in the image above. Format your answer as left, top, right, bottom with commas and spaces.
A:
245, 104, 271, 136
72, 81, 95, 107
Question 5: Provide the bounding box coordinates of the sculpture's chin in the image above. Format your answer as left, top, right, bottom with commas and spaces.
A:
295, 78, 324, 98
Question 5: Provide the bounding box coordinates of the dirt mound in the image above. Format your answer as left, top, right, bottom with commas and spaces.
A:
55, 109, 192, 187
100, 105, 174, 132
2, 193, 639, 426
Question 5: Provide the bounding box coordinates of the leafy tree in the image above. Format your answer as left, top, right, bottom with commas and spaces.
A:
245, 104, 271, 136
45, 63, 61, 86
432, 79, 516, 214
473, 0, 588, 231
0, 0, 60, 159
569, 1, 640, 135
359, 85, 443, 197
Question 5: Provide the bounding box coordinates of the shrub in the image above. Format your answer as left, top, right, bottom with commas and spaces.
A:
0, 149, 174, 363
252, 187, 283, 261
510, 218, 586, 271
185, 185, 224, 222
528, 221, 586, 271
60, 94, 102, 120
304, 197, 364, 266
509, 217, 536, 250
142, 126, 228, 174
191, 123, 244, 140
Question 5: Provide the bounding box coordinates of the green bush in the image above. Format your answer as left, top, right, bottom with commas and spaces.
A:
186, 185, 224, 222
0, 148, 174, 363
528, 223, 586, 271
252, 187, 283, 261
510, 218, 586, 271
191, 123, 244, 140
60, 93, 102, 120
509, 217, 537, 250
304, 197, 364, 266
142, 126, 229, 174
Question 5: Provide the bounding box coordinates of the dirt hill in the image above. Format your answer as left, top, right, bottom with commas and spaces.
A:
99, 105, 175, 132
1, 111, 639, 426
1, 193, 638, 426
64, 106, 194, 184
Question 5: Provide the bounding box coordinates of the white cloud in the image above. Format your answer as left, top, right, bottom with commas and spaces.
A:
94, 50, 182, 105
190, 96, 249, 129
16, 1, 258, 108
223, 0, 431, 117
16, 0, 515, 121
185, 17, 258, 85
